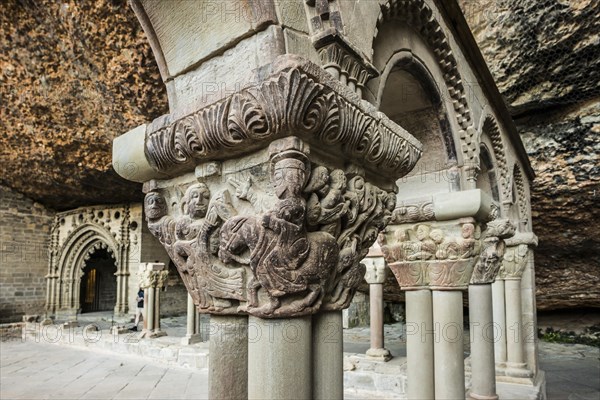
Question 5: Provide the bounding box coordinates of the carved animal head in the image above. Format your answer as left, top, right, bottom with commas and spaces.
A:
218, 216, 251, 265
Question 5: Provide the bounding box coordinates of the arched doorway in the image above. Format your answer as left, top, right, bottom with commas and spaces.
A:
79, 248, 118, 313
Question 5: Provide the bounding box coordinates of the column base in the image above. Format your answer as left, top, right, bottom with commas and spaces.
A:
505, 362, 533, 378
140, 329, 167, 339
181, 334, 201, 345
468, 391, 499, 400
366, 347, 392, 361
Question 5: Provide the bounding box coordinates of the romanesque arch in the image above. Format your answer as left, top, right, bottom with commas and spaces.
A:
371, 0, 479, 184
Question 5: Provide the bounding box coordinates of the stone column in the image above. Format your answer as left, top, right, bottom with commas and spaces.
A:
138, 262, 168, 338
384, 211, 492, 400
492, 279, 507, 368
182, 293, 201, 345
432, 289, 465, 400
114, 55, 419, 399
313, 310, 344, 399
468, 219, 514, 400
210, 315, 248, 400
405, 288, 434, 400
502, 237, 535, 378
363, 249, 391, 361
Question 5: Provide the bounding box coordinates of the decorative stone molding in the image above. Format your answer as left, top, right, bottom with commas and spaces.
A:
382, 218, 481, 290
144, 136, 401, 318
480, 115, 510, 207
115, 57, 421, 182
316, 40, 379, 97
470, 219, 515, 284
390, 197, 434, 224
363, 257, 387, 285
377, 0, 479, 181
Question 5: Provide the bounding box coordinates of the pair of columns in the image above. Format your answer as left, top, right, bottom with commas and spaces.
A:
493, 233, 537, 379
138, 262, 168, 338
182, 293, 202, 345
210, 312, 345, 399
381, 213, 514, 400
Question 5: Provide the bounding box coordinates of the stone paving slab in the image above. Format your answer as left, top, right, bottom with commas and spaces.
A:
5, 320, 600, 399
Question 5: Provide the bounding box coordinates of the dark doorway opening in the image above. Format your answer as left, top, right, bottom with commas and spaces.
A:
80, 248, 117, 313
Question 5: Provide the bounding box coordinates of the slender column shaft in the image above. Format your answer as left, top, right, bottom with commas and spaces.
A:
115, 273, 122, 314
505, 279, 524, 364
370, 284, 384, 349
186, 293, 196, 337
248, 316, 311, 400
146, 287, 155, 331
469, 284, 497, 400
406, 289, 434, 400
433, 290, 466, 400
209, 315, 248, 400
154, 286, 160, 332
492, 279, 507, 365
313, 311, 343, 400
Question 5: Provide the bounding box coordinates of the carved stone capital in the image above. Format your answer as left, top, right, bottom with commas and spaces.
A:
138, 263, 168, 289
470, 219, 516, 285
383, 219, 481, 290
142, 136, 404, 318
363, 257, 387, 285
500, 244, 530, 280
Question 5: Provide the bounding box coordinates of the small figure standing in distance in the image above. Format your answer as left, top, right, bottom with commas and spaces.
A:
131, 288, 144, 331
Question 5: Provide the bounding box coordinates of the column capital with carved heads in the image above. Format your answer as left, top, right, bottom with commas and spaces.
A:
500, 232, 537, 280
114, 56, 422, 319
470, 219, 515, 285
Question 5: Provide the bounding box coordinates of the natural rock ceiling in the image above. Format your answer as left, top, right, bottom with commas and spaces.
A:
0, 0, 168, 210
1, 0, 598, 309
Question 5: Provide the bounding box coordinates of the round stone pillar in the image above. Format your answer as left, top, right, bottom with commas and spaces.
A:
210, 315, 248, 400
468, 219, 514, 400
405, 289, 434, 400
312, 311, 344, 400
469, 284, 497, 400
433, 289, 466, 400
363, 252, 391, 361
248, 316, 312, 400
492, 279, 507, 367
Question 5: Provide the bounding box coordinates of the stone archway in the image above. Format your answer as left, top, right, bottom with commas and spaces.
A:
46, 206, 135, 320
79, 247, 118, 313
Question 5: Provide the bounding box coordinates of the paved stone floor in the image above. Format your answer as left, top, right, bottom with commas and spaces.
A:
1, 320, 598, 399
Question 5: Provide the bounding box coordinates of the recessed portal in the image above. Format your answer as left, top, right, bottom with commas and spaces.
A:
79, 248, 117, 313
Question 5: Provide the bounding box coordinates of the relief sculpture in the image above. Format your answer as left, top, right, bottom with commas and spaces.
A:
144, 137, 395, 318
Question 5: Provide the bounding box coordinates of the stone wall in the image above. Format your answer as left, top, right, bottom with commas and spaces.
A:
0, 186, 55, 323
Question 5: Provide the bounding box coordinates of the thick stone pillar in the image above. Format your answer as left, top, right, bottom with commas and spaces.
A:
363, 250, 391, 361
492, 279, 507, 367
248, 316, 312, 400
138, 262, 168, 338
468, 219, 514, 400
182, 293, 201, 345
433, 290, 465, 400
405, 289, 434, 400
313, 311, 344, 399
210, 315, 248, 400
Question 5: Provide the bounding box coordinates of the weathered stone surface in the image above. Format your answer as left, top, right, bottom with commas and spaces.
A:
457, 0, 600, 310
0, 0, 168, 211
0, 186, 54, 323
